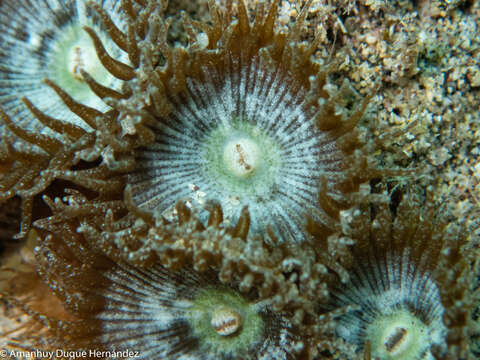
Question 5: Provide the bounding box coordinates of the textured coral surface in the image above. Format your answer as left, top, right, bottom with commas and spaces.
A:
0, 0, 479, 359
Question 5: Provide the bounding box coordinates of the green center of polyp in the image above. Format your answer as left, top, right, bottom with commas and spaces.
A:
366, 309, 432, 360
210, 306, 243, 336
69, 45, 89, 82
223, 137, 260, 178
203, 120, 281, 197
187, 289, 263, 355
50, 25, 112, 101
